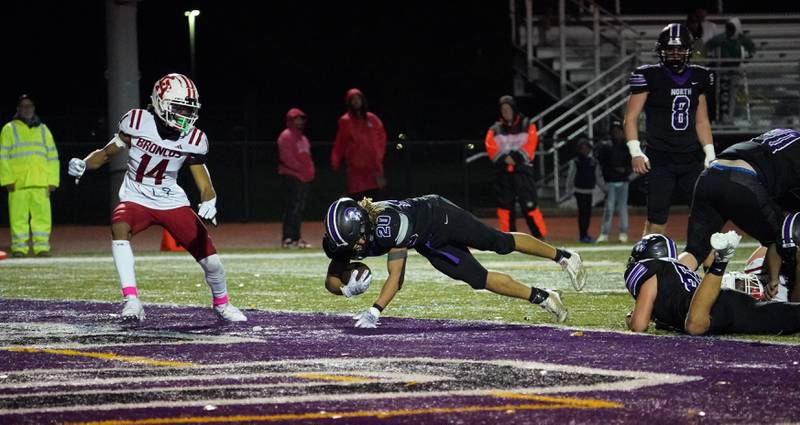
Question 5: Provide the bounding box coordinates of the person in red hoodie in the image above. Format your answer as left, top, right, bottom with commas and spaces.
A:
278, 108, 315, 248
331, 88, 387, 200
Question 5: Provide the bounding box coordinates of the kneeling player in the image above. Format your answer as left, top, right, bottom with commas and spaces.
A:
322, 195, 588, 328
625, 232, 800, 335
67, 73, 246, 322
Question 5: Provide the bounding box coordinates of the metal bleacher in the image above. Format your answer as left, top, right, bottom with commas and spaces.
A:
509, 1, 800, 202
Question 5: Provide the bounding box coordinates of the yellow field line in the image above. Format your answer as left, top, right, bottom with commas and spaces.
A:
490, 391, 624, 408
66, 395, 623, 425
293, 372, 374, 383
2, 347, 195, 368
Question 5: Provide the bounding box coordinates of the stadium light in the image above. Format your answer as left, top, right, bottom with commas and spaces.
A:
184, 10, 200, 78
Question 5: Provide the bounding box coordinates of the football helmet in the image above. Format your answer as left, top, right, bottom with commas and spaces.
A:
655, 23, 693, 72
150, 73, 201, 135
627, 234, 678, 269
721, 271, 765, 300
324, 198, 369, 252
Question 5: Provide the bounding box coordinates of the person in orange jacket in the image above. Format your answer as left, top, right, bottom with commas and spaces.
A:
331, 88, 387, 201
484, 95, 547, 238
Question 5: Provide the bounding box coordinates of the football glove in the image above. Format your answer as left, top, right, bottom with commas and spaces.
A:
341, 270, 372, 298
198, 198, 217, 225
710, 230, 742, 263
703, 144, 716, 168
353, 307, 381, 328
68, 158, 86, 183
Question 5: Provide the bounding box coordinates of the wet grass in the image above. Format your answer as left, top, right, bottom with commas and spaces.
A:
1, 243, 798, 344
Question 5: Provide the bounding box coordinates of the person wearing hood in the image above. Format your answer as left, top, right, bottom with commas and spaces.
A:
278, 108, 315, 248
0, 95, 59, 257
331, 88, 387, 201
484, 95, 548, 239
706, 18, 756, 123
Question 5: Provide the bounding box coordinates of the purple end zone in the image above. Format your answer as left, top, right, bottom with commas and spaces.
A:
1, 298, 799, 424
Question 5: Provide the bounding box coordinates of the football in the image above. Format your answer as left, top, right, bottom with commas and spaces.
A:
341, 262, 370, 283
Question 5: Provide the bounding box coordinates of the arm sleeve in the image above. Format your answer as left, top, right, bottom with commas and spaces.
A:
628, 70, 649, 94
741, 36, 757, 55
44, 125, 59, 187
520, 121, 539, 161
0, 124, 13, 186
624, 261, 660, 298
484, 128, 505, 163
374, 115, 387, 170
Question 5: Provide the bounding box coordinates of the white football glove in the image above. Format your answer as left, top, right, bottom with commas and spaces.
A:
341, 270, 372, 298
353, 307, 381, 328
198, 198, 218, 225
703, 144, 716, 168
626, 140, 650, 162
710, 230, 742, 263
68, 158, 86, 182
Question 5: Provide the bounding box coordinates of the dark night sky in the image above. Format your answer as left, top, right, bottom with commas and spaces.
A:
3, 0, 798, 143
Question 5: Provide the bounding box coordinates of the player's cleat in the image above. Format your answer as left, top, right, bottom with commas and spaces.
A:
539, 289, 568, 323
214, 302, 248, 322
121, 297, 145, 322
559, 250, 587, 291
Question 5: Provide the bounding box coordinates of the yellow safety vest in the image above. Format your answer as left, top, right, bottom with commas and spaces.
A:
0, 119, 59, 188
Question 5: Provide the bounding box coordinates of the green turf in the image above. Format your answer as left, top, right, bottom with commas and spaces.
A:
1, 242, 797, 344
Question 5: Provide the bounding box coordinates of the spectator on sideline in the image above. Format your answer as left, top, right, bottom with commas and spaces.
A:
566, 138, 597, 243
706, 18, 757, 123
484, 95, 547, 238
331, 88, 387, 201
596, 121, 632, 243
277, 108, 315, 248
0, 95, 59, 257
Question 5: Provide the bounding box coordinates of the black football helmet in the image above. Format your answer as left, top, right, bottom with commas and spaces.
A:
627, 234, 678, 269
324, 197, 369, 252
655, 23, 693, 72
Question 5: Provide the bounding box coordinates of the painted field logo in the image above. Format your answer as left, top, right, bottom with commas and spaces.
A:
0, 357, 700, 415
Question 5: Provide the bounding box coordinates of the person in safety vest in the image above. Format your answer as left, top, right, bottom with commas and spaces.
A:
0, 95, 59, 257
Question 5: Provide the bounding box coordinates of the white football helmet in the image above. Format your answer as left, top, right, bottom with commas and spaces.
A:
150, 73, 201, 135
721, 271, 765, 300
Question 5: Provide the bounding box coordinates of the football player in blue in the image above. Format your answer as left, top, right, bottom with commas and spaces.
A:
626, 232, 800, 335
322, 195, 588, 328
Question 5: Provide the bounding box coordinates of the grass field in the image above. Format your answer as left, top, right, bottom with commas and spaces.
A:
2, 240, 796, 344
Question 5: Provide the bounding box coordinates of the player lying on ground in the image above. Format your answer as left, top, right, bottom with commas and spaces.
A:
726, 211, 800, 302
625, 232, 800, 335
322, 195, 588, 328
67, 73, 246, 323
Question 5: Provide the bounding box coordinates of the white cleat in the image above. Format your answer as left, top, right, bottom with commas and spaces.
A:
121, 297, 145, 322
559, 250, 587, 291
539, 289, 568, 323
214, 302, 248, 322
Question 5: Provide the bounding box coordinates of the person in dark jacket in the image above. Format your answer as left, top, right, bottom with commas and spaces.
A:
484, 95, 547, 238
566, 138, 598, 243
278, 108, 315, 248
331, 89, 387, 200
596, 121, 632, 243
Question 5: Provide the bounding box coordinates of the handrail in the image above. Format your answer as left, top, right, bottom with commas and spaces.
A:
566, 97, 629, 141
567, 0, 640, 36
538, 72, 628, 134
530, 53, 636, 124
553, 85, 630, 137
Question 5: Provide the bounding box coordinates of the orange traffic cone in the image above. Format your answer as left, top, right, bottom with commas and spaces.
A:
160, 230, 184, 252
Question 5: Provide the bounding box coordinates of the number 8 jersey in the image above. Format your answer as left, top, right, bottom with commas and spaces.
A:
628, 63, 713, 154
117, 108, 209, 210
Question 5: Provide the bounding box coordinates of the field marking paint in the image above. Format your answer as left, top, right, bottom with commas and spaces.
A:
64, 396, 623, 425
0, 357, 698, 415
64, 397, 622, 425
294, 372, 374, 383
0, 242, 763, 266
1, 347, 195, 368
490, 391, 623, 408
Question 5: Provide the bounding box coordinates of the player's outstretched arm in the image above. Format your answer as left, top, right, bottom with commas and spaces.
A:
628, 276, 656, 332
353, 248, 407, 328
68, 133, 128, 183
685, 231, 741, 335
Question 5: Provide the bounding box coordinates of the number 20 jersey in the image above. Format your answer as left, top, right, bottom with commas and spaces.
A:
628, 63, 713, 154
117, 109, 209, 210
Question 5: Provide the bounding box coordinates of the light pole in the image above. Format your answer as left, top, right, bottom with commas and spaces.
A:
184, 9, 200, 78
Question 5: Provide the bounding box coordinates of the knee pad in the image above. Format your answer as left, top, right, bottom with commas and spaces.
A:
199, 254, 225, 278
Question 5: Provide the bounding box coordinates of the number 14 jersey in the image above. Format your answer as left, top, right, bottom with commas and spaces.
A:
117, 109, 209, 210
628, 63, 713, 154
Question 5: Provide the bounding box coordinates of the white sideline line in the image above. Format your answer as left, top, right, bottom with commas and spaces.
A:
0, 242, 763, 266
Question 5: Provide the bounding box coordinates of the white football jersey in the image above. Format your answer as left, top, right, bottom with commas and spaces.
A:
117, 109, 209, 210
